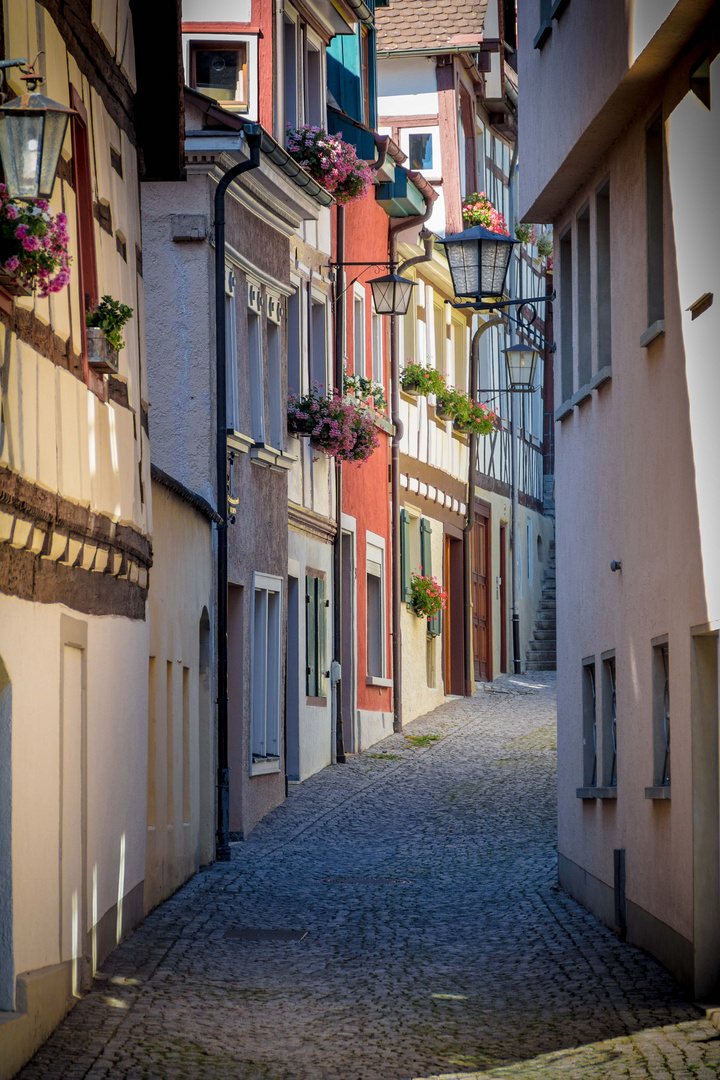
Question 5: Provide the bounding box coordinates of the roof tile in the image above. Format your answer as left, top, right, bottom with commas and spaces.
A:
376, 0, 488, 53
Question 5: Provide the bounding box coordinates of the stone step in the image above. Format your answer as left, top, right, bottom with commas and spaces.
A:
535, 618, 556, 630
527, 643, 557, 657
526, 661, 557, 671
533, 629, 556, 641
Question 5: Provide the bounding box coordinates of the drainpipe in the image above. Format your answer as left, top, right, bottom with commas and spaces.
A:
463, 316, 505, 695
388, 212, 435, 734
215, 127, 262, 862
508, 139, 522, 675
334, 204, 346, 763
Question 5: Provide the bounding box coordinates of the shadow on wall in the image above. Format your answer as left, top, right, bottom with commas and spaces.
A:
0, 656, 13, 1010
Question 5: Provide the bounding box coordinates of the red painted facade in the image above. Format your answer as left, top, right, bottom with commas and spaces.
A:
339, 196, 393, 718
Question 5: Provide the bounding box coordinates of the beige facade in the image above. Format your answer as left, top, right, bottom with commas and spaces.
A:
0, 2, 183, 1074
519, 0, 720, 993
145, 478, 215, 914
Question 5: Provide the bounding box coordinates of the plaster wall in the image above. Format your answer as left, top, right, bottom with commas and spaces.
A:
552, 57, 720, 959
400, 512, 445, 724
517, 0, 717, 220
0, 595, 148, 984
145, 484, 214, 912
377, 56, 439, 116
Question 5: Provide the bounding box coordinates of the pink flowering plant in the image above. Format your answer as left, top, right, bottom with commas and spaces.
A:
409, 571, 447, 619
453, 397, 500, 436
0, 184, 71, 296
514, 220, 537, 245
400, 360, 445, 396
286, 126, 374, 204
461, 192, 510, 236
287, 384, 380, 464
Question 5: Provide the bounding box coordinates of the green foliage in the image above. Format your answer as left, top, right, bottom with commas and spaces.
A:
86, 295, 133, 351
405, 734, 441, 747
343, 373, 387, 410
400, 361, 445, 396
536, 232, 553, 259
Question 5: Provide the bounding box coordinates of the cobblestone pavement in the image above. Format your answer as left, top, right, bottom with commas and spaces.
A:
18, 674, 720, 1080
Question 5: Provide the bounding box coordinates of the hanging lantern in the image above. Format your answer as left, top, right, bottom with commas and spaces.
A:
503, 343, 540, 390
370, 272, 415, 316
0, 92, 75, 200
440, 224, 517, 300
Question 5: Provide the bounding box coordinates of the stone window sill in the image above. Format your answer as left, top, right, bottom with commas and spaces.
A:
640, 320, 665, 348
366, 675, 393, 687
250, 443, 297, 471
250, 756, 281, 777
576, 786, 617, 799
645, 785, 671, 800
555, 365, 613, 421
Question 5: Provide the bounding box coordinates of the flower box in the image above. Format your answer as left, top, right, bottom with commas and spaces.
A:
86, 326, 119, 374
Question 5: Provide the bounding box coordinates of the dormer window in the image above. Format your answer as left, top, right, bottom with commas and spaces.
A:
182, 32, 259, 119
191, 42, 248, 108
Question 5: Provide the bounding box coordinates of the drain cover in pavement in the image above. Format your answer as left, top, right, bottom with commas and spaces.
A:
225, 927, 308, 942
320, 876, 414, 886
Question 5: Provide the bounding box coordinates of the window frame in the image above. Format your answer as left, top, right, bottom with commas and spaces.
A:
366, 531, 388, 681
306, 569, 328, 705
400, 126, 442, 181
247, 279, 265, 444
250, 572, 283, 776
183, 33, 259, 118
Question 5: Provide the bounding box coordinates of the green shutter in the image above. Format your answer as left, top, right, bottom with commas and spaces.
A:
401, 508, 412, 603
305, 575, 316, 697
421, 518, 442, 636
317, 576, 327, 698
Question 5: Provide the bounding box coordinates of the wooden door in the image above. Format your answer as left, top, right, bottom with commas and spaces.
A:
499, 522, 508, 673
472, 503, 492, 682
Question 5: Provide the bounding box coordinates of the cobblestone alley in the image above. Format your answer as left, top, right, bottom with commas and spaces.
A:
17, 675, 720, 1080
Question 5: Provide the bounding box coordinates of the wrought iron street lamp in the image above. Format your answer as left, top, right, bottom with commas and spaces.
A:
0, 62, 75, 200
503, 343, 540, 392
369, 270, 415, 316
441, 224, 517, 299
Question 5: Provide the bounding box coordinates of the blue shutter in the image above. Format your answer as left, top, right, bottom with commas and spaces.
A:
305, 575, 316, 697
421, 518, 442, 637
317, 576, 328, 698
401, 508, 412, 603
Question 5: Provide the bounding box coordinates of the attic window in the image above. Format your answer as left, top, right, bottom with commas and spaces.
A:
190, 42, 248, 111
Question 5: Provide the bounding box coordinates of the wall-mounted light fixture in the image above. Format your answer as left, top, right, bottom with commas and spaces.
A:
0, 60, 75, 200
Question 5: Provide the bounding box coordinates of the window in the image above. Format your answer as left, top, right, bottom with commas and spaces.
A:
559, 228, 573, 403
650, 640, 670, 789
602, 654, 617, 787
310, 296, 328, 393
284, 16, 298, 130
281, 14, 325, 141
226, 271, 239, 432
354, 289, 365, 377
409, 133, 433, 171
267, 317, 283, 450
596, 180, 611, 372
306, 572, 328, 702
576, 204, 591, 388
421, 518, 441, 636
645, 113, 664, 333
371, 312, 384, 387
247, 284, 264, 442
400, 127, 441, 180
251, 573, 283, 773
191, 42, 248, 108
582, 659, 597, 787
287, 284, 301, 395
366, 536, 386, 678
433, 301, 446, 379
304, 37, 322, 128
526, 520, 533, 587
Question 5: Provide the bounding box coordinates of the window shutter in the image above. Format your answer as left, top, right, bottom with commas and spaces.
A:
421, 518, 442, 637
400, 509, 412, 603
305, 575, 316, 697
317, 576, 327, 698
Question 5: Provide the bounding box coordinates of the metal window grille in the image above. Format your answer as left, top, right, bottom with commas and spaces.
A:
589, 664, 597, 787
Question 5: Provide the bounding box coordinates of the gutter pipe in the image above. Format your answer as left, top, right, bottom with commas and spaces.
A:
214, 127, 262, 862
507, 138, 522, 675
388, 206, 436, 734
334, 204, 346, 763
463, 316, 505, 695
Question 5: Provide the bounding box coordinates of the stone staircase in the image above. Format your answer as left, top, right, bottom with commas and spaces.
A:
526, 540, 556, 671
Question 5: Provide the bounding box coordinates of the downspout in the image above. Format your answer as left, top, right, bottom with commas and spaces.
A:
334, 204, 346, 763
214, 127, 262, 862
508, 139, 522, 675
463, 316, 505, 695
388, 211, 435, 734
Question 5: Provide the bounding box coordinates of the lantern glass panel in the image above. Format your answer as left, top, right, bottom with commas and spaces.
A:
505, 346, 538, 388
0, 113, 44, 199
38, 110, 70, 198
370, 274, 414, 316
